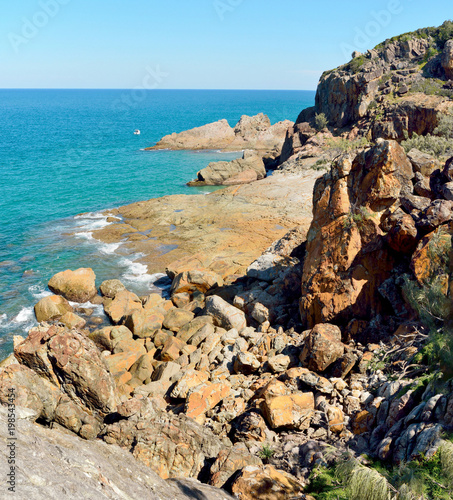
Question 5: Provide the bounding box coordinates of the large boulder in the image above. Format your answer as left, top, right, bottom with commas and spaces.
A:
149, 114, 293, 152
231, 465, 304, 500
407, 149, 440, 177
193, 154, 266, 186
0, 405, 233, 500
205, 296, 247, 331
209, 443, 262, 489
262, 391, 315, 430
0, 364, 60, 422
299, 324, 345, 372
442, 39, 453, 80
104, 290, 143, 324
185, 381, 231, 424
149, 119, 236, 150
99, 279, 126, 298
34, 295, 73, 322
300, 140, 414, 327
14, 325, 118, 415
102, 403, 227, 480
171, 269, 224, 295
48, 268, 97, 303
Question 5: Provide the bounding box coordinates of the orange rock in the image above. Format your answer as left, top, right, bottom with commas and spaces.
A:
143, 293, 165, 310
327, 406, 345, 433
185, 381, 231, 424
358, 351, 374, 374
300, 141, 412, 327
352, 410, 374, 435
259, 378, 288, 399
104, 351, 143, 376
162, 308, 195, 332
48, 268, 97, 303
410, 226, 452, 286
300, 323, 345, 372
170, 369, 209, 398
160, 336, 188, 362
104, 290, 143, 324
58, 311, 86, 329
171, 268, 224, 295
262, 392, 314, 429
125, 309, 164, 339
231, 464, 304, 500
34, 295, 73, 323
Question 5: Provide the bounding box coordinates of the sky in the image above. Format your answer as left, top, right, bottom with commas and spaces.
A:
0, 0, 451, 90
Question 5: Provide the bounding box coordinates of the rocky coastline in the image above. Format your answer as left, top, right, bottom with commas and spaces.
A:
3, 22, 453, 499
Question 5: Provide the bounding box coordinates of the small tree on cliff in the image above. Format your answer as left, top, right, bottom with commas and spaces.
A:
314, 113, 328, 131
402, 227, 453, 377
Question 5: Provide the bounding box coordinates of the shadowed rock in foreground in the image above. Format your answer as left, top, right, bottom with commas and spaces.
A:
0, 405, 234, 500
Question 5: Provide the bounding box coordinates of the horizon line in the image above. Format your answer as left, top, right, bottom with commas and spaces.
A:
0, 87, 317, 92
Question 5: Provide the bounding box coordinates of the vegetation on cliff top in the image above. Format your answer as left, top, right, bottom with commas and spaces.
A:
374, 20, 453, 51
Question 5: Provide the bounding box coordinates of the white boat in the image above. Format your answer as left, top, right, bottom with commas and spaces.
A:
134, 129, 140, 135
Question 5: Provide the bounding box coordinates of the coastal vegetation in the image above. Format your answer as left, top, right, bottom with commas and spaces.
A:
401, 112, 453, 157
306, 442, 453, 500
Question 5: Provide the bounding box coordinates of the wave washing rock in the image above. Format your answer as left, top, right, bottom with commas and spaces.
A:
148, 113, 293, 152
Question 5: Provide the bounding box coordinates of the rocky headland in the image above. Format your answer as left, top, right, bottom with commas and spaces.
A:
3, 21, 453, 500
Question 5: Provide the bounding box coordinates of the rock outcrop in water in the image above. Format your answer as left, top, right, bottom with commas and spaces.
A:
148, 112, 293, 153
187, 150, 266, 186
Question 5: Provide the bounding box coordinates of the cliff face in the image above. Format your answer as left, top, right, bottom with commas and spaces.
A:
280, 22, 453, 165
315, 37, 432, 128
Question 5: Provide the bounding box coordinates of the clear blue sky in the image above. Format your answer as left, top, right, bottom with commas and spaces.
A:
0, 0, 450, 90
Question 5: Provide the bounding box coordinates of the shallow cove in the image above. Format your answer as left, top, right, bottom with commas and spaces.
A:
0, 89, 315, 358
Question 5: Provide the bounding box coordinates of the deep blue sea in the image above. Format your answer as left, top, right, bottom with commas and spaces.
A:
0, 89, 315, 358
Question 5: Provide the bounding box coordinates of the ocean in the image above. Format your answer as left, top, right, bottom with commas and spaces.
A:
0, 89, 315, 358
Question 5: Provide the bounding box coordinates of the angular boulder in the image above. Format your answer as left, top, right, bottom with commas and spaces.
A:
104, 289, 143, 324
205, 295, 247, 331
231, 465, 304, 500
300, 323, 345, 372
185, 381, 231, 424
194, 154, 265, 186
171, 269, 224, 295
99, 279, 126, 298
15, 325, 118, 415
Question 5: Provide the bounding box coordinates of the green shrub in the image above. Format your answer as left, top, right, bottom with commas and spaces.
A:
348, 55, 366, 74
410, 79, 453, 98
373, 20, 453, 52
306, 450, 453, 500
325, 136, 369, 154
401, 112, 453, 157
402, 227, 453, 377
314, 113, 329, 131
311, 159, 330, 171
258, 445, 275, 462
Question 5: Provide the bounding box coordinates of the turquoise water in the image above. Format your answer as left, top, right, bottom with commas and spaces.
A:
0, 89, 315, 357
